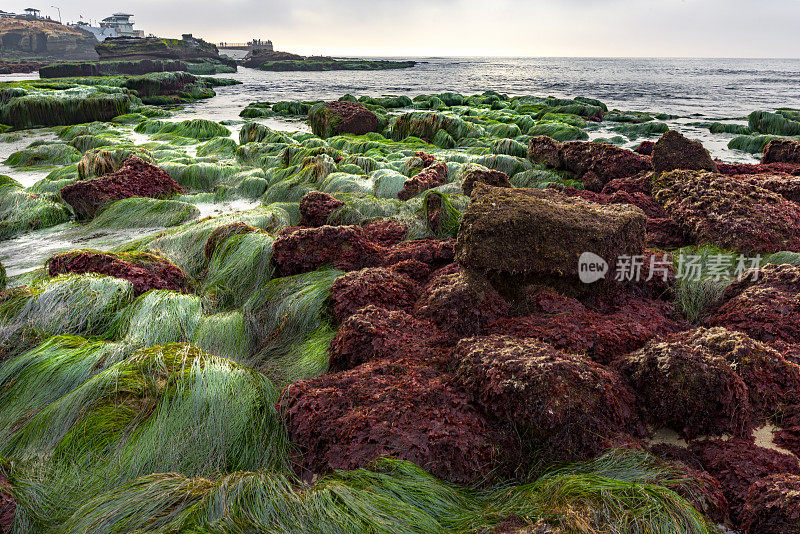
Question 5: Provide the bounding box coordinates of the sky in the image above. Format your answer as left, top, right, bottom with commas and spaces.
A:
9, 0, 800, 57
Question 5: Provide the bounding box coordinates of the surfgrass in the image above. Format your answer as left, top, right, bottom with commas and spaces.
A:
1, 343, 288, 480
748, 110, 800, 136
0, 86, 135, 129
0, 188, 71, 240
0, 335, 133, 443
191, 311, 251, 362
727, 134, 783, 154
109, 290, 202, 347
243, 268, 342, 384
77, 146, 156, 178
135, 119, 231, 141
671, 245, 739, 323
528, 121, 589, 141
202, 231, 276, 310
422, 191, 463, 238
196, 137, 238, 159
86, 197, 200, 231
52, 451, 715, 534
5, 142, 81, 167
391, 111, 484, 142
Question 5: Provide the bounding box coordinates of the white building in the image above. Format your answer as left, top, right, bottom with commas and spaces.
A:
71, 12, 144, 41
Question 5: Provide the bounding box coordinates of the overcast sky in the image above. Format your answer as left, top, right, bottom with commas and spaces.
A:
11, 0, 800, 57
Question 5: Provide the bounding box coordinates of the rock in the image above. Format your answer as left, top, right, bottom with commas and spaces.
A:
203, 222, 260, 259
762, 138, 800, 165
307, 101, 378, 138
651, 130, 718, 174
456, 184, 647, 280
688, 438, 800, 526
526, 135, 561, 168
652, 170, 800, 254
773, 405, 800, 457
329, 267, 419, 322
0, 462, 14, 534
95, 35, 231, 65
451, 335, 643, 461
737, 173, 800, 202
0, 17, 97, 60
634, 140, 655, 156
382, 238, 455, 268
709, 264, 800, 345
299, 191, 345, 227
242, 50, 304, 68
716, 160, 800, 176
40, 59, 190, 78
413, 269, 509, 340
742, 474, 800, 534
47, 250, 188, 297
329, 305, 446, 371
660, 327, 800, 420
528, 137, 652, 191
461, 168, 512, 196
487, 289, 684, 364
279, 359, 508, 485
361, 219, 408, 247
613, 331, 753, 439
272, 225, 382, 275
59, 156, 183, 219
397, 161, 448, 200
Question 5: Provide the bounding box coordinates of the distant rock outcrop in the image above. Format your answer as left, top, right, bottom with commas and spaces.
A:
95, 35, 235, 68
0, 18, 97, 60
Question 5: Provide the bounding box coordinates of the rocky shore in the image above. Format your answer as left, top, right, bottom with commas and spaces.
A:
243, 48, 416, 71
1, 85, 800, 532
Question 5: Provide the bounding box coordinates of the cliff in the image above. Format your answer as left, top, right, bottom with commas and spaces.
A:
0, 18, 98, 60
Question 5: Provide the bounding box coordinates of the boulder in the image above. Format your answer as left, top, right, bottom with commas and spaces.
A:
689, 438, 800, 526
451, 335, 643, 460
487, 289, 684, 364
361, 219, 408, 247
737, 173, 800, 202
709, 264, 800, 345
59, 156, 182, 219
382, 238, 455, 268
413, 269, 509, 340
95, 35, 228, 63
716, 160, 800, 177
47, 250, 188, 297
614, 332, 753, 439
203, 222, 259, 259
279, 359, 508, 485
329, 267, 419, 322
762, 138, 800, 165
652, 170, 800, 254
461, 168, 512, 196
527, 136, 652, 191
298, 191, 345, 227
329, 305, 446, 371
634, 140, 655, 156
307, 101, 379, 139
651, 130, 718, 174
456, 184, 647, 280
742, 474, 800, 534
397, 161, 448, 200
272, 225, 382, 275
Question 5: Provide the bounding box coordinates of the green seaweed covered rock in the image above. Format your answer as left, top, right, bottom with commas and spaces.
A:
308, 101, 379, 139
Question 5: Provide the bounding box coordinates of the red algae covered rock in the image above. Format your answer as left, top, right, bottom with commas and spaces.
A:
709, 264, 800, 345
652, 170, 800, 254
60, 156, 182, 219
413, 270, 509, 340
773, 406, 800, 457
742, 474, 800, 534
651, 130, 718, 174
456, 184, 646, 279
383, 238, 455, 268
299, 191, 345, 227
528, 136, 652, 191
737, 172, 800, 202
678, 327, 800, 419
762, 138, 800, 165
614, 332, 753, 439
203, 222, 259, 259
272, 225, 382, 275
398, 161, 448, 200
689, 437, 800, 525
279, 359, 506, 485
486, 289, 683, 364
451, 335, 644, 460
47, 250, 188, 296
329, 305, 446, 371
461, 168, 513, 196
634, 140, 655, 156
329, 267, 418, 322
0, 463, 13, 534
716, 160, 800, 176
361, 219, 408, 247
307, 100, 378, 138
